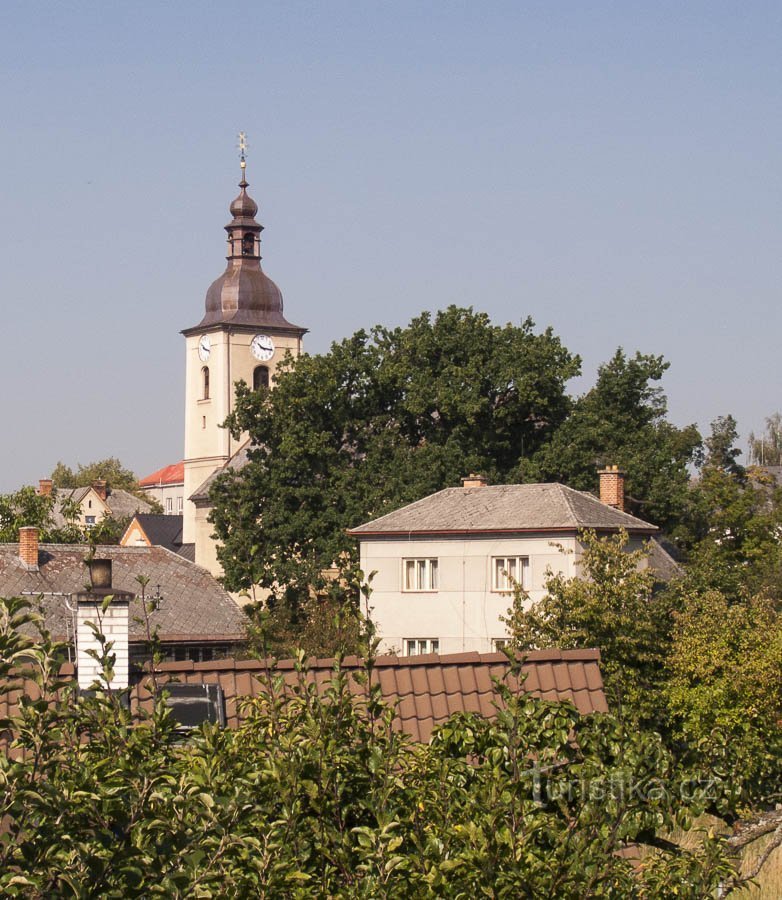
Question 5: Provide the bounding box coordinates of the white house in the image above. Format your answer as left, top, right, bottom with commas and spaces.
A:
348, 469, 671, 657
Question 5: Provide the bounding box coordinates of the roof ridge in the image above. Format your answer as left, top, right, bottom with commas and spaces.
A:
557, 483, 581, 524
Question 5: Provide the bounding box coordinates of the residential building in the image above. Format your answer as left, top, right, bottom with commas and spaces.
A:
138, 462, 185, 515
120, 513, 194, 561
1, 527, 245, 666
39, 478, 154, 531
348, 469, 674, 656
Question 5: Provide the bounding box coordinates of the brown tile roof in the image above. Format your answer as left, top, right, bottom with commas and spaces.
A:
0, 544, 245, 644
349, 483, 657, 536
133, 648, 608, 742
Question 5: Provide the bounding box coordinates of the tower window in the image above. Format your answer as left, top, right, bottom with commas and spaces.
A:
253, 365, 269, 391
202, 366, 210, 400
242, 233, 255, 256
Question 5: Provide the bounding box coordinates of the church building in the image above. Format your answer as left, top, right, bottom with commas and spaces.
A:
175, 154, 306, 576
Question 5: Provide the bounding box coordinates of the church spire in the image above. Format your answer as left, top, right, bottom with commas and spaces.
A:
226, 131, 261, 259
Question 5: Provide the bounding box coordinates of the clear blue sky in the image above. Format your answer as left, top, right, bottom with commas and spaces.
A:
1, 1, 780, 491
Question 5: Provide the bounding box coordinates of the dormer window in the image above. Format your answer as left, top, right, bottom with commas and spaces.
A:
242, 233, 255, 256
202, 366, 210, 400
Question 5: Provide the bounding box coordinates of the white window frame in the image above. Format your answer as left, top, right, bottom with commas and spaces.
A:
493, 638, 510, 651
165, 497, 173, 513
402, 558, 439, 592
492, 556, 530, 592
404, 638, 440, 657
177, 496, 183, 514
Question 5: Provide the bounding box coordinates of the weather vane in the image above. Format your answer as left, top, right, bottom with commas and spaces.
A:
237, 131, 248, 173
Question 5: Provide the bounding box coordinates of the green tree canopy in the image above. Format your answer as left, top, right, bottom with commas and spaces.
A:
504, 530, 673, 725
50, 457, 138, 490
521, 350, 701, 533
748, 412, 782, 466
211, 307, 580, 596
0, 593, 737, 896
665, 589, 782, 811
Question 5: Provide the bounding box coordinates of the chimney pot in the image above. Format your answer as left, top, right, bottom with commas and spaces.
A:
19, 526, 39, 569
598, 465, 625, 511
93, 479, 108, 501
462, 473, 488, 489
87, 558, 113, 589
38, 478, 53, 497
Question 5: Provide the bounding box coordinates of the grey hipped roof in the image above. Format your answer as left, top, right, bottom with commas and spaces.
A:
349, 483, 658, 536
0, 544, 245, 644
190, 441, 252, 502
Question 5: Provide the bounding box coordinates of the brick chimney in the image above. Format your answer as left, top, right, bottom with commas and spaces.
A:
462, 473, 488, 489
75, 558, 133, 691
38, 478, 53, 497
598, 465, 625, 511
92, 479, 108, 502
19, 527, 39, 570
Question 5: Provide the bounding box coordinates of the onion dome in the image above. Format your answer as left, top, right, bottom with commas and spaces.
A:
229, 178, 259, 221
183, 173, 306, 334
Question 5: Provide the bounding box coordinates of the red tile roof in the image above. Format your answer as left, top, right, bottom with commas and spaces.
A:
139, 462, 185, 487
132, 648, 608, 742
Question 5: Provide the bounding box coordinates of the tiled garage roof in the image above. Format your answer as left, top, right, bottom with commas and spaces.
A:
135, 648, 608, 742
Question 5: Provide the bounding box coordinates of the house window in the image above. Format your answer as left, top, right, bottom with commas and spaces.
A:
165, 497, 173, 513
403, 558, 438, 591
85, 515, 96, 527
405, 638, 439, 656
253, 365, 269, 390
202, 366, 210, 400
493, 638, 510, 651
177, 496, 183, 514
493, 556, 530, 592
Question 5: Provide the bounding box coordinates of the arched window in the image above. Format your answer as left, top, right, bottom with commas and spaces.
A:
202, 366, 210, 400
242, 232, 255, 256
253, 365, 269, 391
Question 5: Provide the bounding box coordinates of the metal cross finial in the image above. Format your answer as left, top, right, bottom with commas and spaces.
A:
237, 131, 248, 172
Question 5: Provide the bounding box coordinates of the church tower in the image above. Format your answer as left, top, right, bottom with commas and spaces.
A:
182, 147, 306, 556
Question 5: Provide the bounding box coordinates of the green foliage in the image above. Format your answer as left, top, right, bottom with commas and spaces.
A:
748, 412, 782, 466
681, 464, 782, 601
521, 350, 701, 533
0, 486, 82, 543
504, 530, 672, 725
242, 578, 371, 659
665, 590, 782, 812
703, 415, 743, 475
50, 457, 138, 491
211, 306, 580, 596
0, 486, 130, 546
0, 594, 734, 896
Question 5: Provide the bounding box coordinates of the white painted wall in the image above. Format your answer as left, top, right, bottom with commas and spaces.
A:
360, 532, 581, 655
360, 531, 651, 655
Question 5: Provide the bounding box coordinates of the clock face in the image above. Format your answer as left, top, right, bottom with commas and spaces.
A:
198, 335, 211, 362
251, 334, 275, 361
